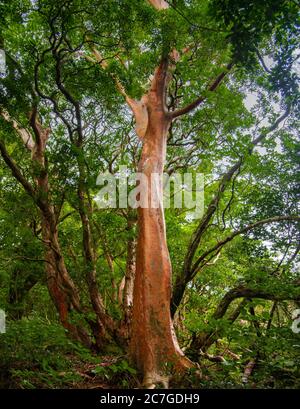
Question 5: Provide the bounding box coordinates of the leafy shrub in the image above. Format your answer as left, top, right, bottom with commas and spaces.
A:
91, 358, 137, 388
0, 316, 91, 388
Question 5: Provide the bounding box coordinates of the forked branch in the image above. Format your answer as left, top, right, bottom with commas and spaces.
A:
88, 47, 149, 140
191, 215, 300, 277
1, 110, 35, 151
171, 63, 233, 119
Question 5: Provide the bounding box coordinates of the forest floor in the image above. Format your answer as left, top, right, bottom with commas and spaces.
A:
1, 318, 299, 389
2, 351, 295, 389
1, 354, 138, 389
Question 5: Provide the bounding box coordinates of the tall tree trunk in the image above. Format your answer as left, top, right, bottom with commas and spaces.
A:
78, 202, 113, 349
118, 217, 137, 343
129, 60, 192, 387
28, 111, 93, 347
41, 212, 93, 347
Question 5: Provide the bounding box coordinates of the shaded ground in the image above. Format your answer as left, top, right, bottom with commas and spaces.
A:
1, 318, 299, 389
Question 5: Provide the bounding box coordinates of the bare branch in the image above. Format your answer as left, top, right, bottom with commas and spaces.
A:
256, 50, 271, 74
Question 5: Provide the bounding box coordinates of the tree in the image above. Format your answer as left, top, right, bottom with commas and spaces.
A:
0, 0, 299, 387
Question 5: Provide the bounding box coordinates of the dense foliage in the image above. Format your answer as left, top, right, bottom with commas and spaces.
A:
0, 0, 299, 389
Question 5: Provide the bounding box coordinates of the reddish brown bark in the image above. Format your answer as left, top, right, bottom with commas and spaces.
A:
0, 109, 99, 347
84, 0, 233, 381
129, 60, 192, 386
148, 0, 169, 10
30, 112, 94, 347
42, 217, 92, 348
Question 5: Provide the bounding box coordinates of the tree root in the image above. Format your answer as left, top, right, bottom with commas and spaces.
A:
142, 372, 169, 389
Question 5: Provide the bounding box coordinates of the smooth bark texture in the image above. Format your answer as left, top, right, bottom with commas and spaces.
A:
87, 1, 233, 376
129, 60, 192, 386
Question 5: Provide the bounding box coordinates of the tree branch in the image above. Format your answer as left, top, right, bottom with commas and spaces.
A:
213, 284, 300, 320
188, 283, 299, 355
1, 110, 35, 151
87, 46, 150, 140
171, 63, 233, 119
171, 107, 293, 316
191, 215, 300, 277
256, 50, 271, 74
0, 138, 36, 198
184, 106, 291, 280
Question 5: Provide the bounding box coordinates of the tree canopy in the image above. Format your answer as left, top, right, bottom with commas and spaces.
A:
0, 0, 299, 390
